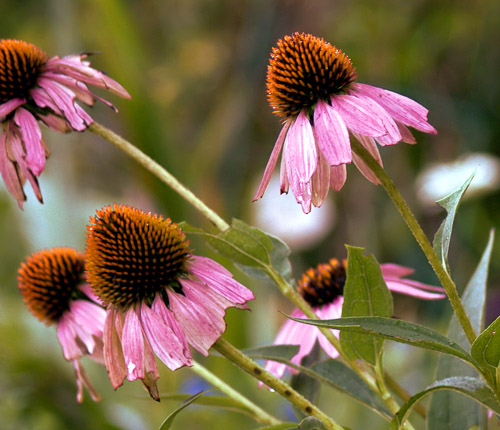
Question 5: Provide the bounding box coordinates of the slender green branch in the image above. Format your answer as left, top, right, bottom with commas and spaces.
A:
213, 338, 346, 430
350, 139, 477, 345
88, 122, 230, 232
191, 361, 281, 426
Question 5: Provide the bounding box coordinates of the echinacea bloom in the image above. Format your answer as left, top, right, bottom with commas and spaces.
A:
253, 33, 437, 213
0, 39, 130, 207
85, 204, 254, 400
17, 247, 106, 402
265, 258, 445, 380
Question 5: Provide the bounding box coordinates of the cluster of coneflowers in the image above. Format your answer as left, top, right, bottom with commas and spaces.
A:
4, 33, 446, 412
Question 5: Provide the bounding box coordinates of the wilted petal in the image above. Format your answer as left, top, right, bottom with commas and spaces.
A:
57, 314, 87, 360
69, 300, 106, 341
103, 307, 127, 390
122, 306, 145, 381
311, 149, 331, 208
397, 123, 417, 144
0, 131, 25, 206
72, 359, 101, 403
329, 164, 347, 191
140, 300, 192, 370
353, 83, 437, 134
381, 264, 445, 299
280, 151, 289, 194
283, 111, 317, 212
188, 256, 254, 305
331, 94, 386, 137
313, 99, 351, 165
253, 120, 291, 201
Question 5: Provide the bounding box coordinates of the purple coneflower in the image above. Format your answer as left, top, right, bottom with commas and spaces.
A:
265, 258, 445, 380
0, 39, 130, 207
253, 33, 437, 213
17, 247, 106, 402
85, 204, 254, 400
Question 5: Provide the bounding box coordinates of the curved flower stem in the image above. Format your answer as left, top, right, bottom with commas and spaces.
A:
213, 338, 346, 430
88, 122, 230, 232
350, 139, 477, 345
190, 361, 281, 426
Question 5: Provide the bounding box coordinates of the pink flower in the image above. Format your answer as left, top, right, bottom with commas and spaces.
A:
253, 33, 436, 213
17, 247, 106, 402
86, 204, 254, 400
264, 258, 445, 380
0, 39, 130, 207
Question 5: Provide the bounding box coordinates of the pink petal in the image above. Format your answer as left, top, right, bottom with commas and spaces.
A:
188, 256, 254, 305
69, 300, 106, 338
103, 307, 127, 389
37, 78, 89, 131
142, 337, 160, 401
122, 306, 145, 381
397, 123, 417, 144
380, 263, 415, 278
14, 108, 45, 175
167, 283, 226, 356
313, 99, 351, 165
57, 314, 86, 360
353, 83, 437, 134
0, 131, 25, 206
141, 299, 192, 370
253, 120, 291, 201
329, 164, 347, 192
0, 98, 25, 120
72, 359, 101, 403
351, 133, 383, 185
280, 151, 289, 194
316, 300, 342, 359
385, 280, 446, 299
311, 150, 331, 208
330, 94, 386, 137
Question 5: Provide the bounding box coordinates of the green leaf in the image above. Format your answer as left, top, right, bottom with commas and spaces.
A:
158, 391, 206, 430
289, 316, 477, 366
428, 229, 494, 430
390, 377, 500, 430
180, 219, 291, 281
432, 172, 475, 274
246, 347, 391, 418
340, 246, 393, 365
471, 316, 500, 379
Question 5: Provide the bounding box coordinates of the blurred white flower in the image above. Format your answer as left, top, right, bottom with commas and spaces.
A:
252, 174, 335, 250
417, 153, 500, 206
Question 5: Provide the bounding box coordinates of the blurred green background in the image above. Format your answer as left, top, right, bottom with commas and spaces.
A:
1, 0, 499, 429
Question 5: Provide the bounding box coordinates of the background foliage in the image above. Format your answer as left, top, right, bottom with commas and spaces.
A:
1, 1, 498, 429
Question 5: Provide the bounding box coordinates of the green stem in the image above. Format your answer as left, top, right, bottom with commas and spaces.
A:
350, 139, 477, 345
88, 122, 230, 232
190, 361, 281, 426
213, 338, 346, 430
385, 372, 426, 419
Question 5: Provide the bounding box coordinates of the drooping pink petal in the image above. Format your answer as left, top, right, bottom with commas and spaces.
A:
0, 131, 25, 206
280, 151, 289, 194
152, 295, 191, 357
330, 94, 386, 137
353, 83, 437, 134
313, 99, 351, 165
311, 149, 331, 208
141, 335, 160, 401
253, 119, 291, 201
329, 164, 347, 191
57, 314, 87, 360
350, 94, 402, 146
316, 300, 343, 359
380, 263, 415, 278
351, 133, 383, 185
103, 307, 127, 390
122, 306, 145, 381
37, 77, 88, 131
397, 123, 416, 144
167, 283, 226, 356
69, 300, 106, 339
187, 256, 254, 305
41, 72, 96, 105
72, 359, 101, 403
0, 98, 25, 120
14, 108, 45, 175
140, 300, 192, 370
